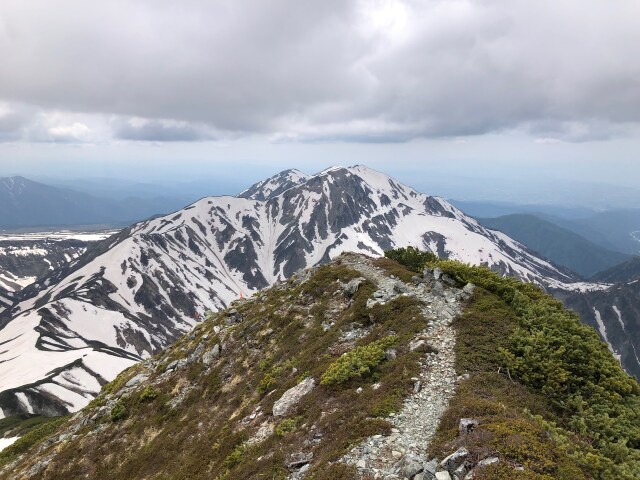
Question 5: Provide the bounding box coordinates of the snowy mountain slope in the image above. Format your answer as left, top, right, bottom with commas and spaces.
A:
0, 165, 594, 417
0, 234, 111, 293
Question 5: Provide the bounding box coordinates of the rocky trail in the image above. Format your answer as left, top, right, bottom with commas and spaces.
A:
339, 255, 469, 479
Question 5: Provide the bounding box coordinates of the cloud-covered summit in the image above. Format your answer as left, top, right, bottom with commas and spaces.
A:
0, 0, 639, 144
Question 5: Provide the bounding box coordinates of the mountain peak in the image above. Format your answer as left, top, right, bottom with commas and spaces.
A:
238, 168, 311, 200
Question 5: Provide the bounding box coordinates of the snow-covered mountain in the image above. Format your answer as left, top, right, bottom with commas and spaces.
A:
0, 165, 627, 417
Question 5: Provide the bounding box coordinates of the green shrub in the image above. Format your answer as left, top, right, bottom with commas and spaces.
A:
321, 336, 397, 386
110, 400, 127, 422
139, 386, 158, 403
275, 417, 299, 436
384, 246, 438, 273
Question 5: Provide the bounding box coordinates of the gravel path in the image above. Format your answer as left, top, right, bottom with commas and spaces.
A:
340, 255, 463, 479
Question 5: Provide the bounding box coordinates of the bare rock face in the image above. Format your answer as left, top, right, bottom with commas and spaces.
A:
272, 377, 315, 417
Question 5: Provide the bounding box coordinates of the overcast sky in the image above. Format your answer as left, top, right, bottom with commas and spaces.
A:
0, 0, 639, 198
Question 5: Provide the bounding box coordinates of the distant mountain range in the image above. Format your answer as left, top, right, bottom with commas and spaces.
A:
479, 214, 631, 278
0, 176, 189, 228
452, 199, 640, 256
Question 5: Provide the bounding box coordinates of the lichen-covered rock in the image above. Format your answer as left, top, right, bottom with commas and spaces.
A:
273, 377, 315, 417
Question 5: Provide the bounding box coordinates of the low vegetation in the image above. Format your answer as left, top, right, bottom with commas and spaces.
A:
388, 246, 640, 479
4, 250, 638, 479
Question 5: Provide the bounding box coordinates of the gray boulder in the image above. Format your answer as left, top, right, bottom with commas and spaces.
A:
202, 344, 221, 365
125, 374, 148, 388
440, 447, 469, 473
273, 377, 315, 417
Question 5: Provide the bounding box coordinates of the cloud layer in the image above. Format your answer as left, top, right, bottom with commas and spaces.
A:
0, 0, 639, 143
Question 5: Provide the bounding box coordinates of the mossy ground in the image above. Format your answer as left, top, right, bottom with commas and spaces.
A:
5, 251, 639, 479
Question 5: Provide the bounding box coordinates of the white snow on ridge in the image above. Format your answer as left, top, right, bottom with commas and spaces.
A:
0, 230, 118, 242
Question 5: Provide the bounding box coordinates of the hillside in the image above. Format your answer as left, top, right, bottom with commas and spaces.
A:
479, 214, 630, 278
591, 256, 640, 283
0, 166, 580, 418
1, 252, 638, 480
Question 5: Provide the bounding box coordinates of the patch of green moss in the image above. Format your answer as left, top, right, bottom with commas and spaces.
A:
321, 336, 397, 386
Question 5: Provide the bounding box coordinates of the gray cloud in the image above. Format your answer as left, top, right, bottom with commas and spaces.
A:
113, 118, 215, 142
0, 0, 638, 143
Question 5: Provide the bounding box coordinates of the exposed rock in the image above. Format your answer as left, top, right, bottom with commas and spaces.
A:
344, 277, 366, 296
125, 374, 148, 388
441, 274, 456, 286
435, 471, 452, 480
433, 268, 443, 280
401, 453, 425, 478
201, 344, 221, 365
477, 456, 499, 468
287, 451, 313, 470
273, 377, 315, 417
440, 447, 469, 473
462, 283, 475, 296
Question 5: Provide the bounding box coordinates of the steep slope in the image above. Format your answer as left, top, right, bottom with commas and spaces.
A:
591, 256, 640, 283
479, 214, 630, 278
0, 166, 584, 417
1, 254, 638, 480
555, 280, 640, 378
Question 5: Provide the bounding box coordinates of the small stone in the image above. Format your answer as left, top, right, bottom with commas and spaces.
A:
458, 418, 479, 436
477, 457, 499, 468
433, 268, 443, 280
356, 459, 366, 469
440, 447, 469, 472
391, 450, 402, 459
435, 472, 452, 480
356, 387, 363, 394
